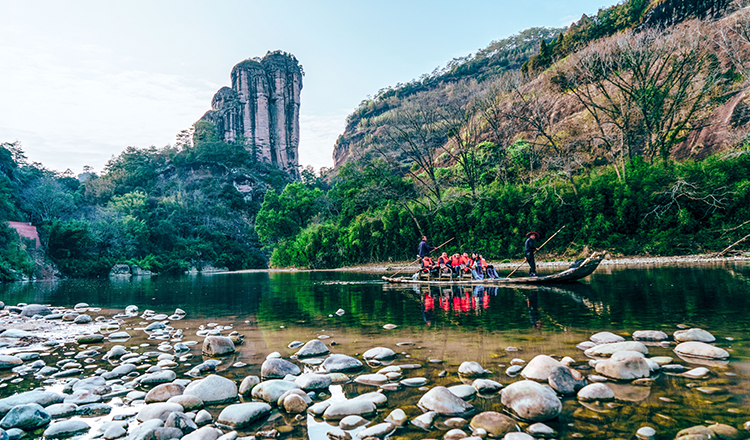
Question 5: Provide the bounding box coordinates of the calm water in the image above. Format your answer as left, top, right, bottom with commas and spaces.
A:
1, 261, 749, 439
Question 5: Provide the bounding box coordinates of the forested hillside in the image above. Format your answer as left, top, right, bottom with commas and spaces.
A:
0, 125, 292, 281
259, 0, 750, 268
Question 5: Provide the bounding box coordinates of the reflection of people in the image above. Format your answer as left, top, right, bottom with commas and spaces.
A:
525, 231, 540, 277
526, 293, 542, 329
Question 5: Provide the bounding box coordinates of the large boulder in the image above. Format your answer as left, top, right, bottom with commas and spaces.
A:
323, 400, 377, 420
594, 351, 650, 380
216, 402, 271, 429
251, 380, 300, 404
469, 411, 519, 437
260, 358, 300, 379
0, 404, 50, 430
296, 340, 329, 358
520, 356, 561, 381
417, 386, 475, 417
500, 381, 562, 422
674, 328, 715, 343
184, 375, 238, 405
202, 336, 235, 357
322, 354, 363, 373
674, 342, 729, 360
590, 332, 625, 344
20, 304, 52, 317
584, 341, 648, 357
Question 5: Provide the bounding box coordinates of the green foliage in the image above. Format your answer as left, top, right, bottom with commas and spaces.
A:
0, 223, 35, 282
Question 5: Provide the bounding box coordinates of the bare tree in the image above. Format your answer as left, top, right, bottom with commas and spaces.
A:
716, 7, 750, 80
553, 25, 722, 168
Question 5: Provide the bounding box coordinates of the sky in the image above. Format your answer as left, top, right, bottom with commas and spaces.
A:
0, 0, 618, 175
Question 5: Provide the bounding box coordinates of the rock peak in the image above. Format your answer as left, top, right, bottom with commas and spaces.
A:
200, 51, 303, 179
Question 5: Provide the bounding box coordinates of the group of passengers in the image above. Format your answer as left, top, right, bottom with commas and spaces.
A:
417, 236, 499, 280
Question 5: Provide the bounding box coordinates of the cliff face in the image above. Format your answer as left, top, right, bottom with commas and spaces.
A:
201, 51, 303, 179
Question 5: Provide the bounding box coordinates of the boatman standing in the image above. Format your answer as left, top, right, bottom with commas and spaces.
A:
525, 231, 540, 277
417, 236, 435, 259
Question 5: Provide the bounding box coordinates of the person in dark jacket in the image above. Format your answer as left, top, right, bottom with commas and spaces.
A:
525, 231, 540, 277
417, 236, 435, 258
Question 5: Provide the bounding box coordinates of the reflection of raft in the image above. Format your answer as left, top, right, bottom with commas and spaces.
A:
382, 253, 605, 285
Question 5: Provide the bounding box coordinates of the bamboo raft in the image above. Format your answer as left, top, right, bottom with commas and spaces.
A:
382, 253, 605, 285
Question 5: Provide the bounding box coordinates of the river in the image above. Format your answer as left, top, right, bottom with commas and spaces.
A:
1, 261, 749, 439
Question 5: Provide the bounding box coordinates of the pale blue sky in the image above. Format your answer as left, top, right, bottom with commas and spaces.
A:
1, 0, 617, 174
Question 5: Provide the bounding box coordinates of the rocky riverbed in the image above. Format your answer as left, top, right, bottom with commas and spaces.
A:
0, 300, 748, 440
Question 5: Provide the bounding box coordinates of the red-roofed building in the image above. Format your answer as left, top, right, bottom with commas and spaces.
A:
6, 221, 41, 248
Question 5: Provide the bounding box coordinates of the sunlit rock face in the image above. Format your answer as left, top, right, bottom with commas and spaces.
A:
200, 51, 302, 179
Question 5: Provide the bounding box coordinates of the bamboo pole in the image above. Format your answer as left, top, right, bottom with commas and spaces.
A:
506, 225, 566, 278
391, 237, 455, 277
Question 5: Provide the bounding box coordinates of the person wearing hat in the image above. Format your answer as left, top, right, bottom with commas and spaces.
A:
525, 231, 540, 277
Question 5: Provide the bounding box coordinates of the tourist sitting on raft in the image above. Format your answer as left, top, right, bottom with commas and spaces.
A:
418, 251, 499, 280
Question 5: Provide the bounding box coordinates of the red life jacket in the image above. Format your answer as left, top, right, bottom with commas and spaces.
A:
438, 255, 450, 266
450, 256, 461, 267
422, 256, 434, 267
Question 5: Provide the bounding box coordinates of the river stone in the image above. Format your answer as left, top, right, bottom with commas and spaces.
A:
500, 380, 562, 422
469, 411, 518, 437
0, 329, 33, 338
577, 383, 615, 401
448, 384, 477, 400
282, 393, 309, 413
165, 411, 197, 434
251, 380, 299, 404
45, 403, 78, 419
108, 332, 131, 340
594, 351, 650, 380
636, 426, 656, 440
385, 408, 407, 426
72, 376, 106, 392
411, 411, 437, 430
76, 403, 112, 417
528, 423, 556, 437
77, 334, 104, 344
182, 426, 222, 440
356, 422, 395, 439
674, 328, 716, 343
339, 415, 368, 430
520, 355, 562, 381
418, 386, 475, 417
676, 426, 713, 439
590, 331, 625, 344
296, 340, 329, 358
473, 379, 502, 394
216, 402, 272, 429
20, 304, 52, 317
74, 314, 92, 324
682, 367, 710, 379
400, 377, 428, 387
184, 374, 238, 405
506, 365, 522, 376
43, 420, 89, 438
0, 404, 50, 430
674, 342, 729, 360
0, 356, 22, 370
261, 358, 300, 379
323, 400, 377, 420
322, 354, 363, 373
632, 330, 668, 341
355, 374, 389, 386
0, 390, 65, 412
202, 336, 235, 357
548, 366, 586, 395
194, 410, 212, 427
140, 370, 176, 385
443, 428, 468, 440
707, 423, 739, 439
295, 373, 331, 390
363, 347, 396, 361
353, 392, 388, 407
64, 390, 101, 405
505, 434, 534, 440
308, 402, 330, 417
146, 383, 185, 403
585, 341, 648, 357
102, 364, 137, 379
239, 376, 261, 396
136, 402, 183, 422
458, 361, 485, 377
167, 395, 204, 411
